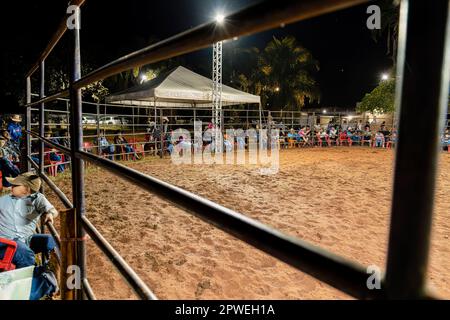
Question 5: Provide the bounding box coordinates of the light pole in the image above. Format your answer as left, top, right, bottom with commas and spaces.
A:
212, 13, 224, 153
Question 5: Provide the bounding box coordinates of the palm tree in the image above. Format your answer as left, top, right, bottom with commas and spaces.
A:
258, 36, 319, 110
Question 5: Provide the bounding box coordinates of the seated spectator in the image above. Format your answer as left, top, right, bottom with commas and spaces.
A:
317, 129, 330, 146
299, 126, 310, 146
0, 172, 58, 269
374, 131, 385, 148
279, 131, 288, 149
0, 130, 20, 163
328, 126, 338, 144
346, 127, 354, 140
338, 130, 349, 145
114, 131, 140, 160
327, 121, 334, 132
0, 135, 20, 187
287, 128, 295, 139
362, 129, 372, 144
387, 129, 398, 149
441, 128, 449, 151
349, 128, 361, 143
96, 132, 115, 160
44, 131, 65, 173
58, 129, 71, 149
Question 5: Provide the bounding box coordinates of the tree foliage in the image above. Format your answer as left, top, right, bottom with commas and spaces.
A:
231, 36, 319, 111
47, 63, 109, 103
358, 79, 396, 113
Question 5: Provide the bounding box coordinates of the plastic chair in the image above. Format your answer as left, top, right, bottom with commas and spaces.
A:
83, 142, 96, 168
0, 238, 17, 272
128, 138, 145, 159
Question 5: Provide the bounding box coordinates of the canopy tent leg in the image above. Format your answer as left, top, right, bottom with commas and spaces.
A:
154, 97, 157, 157
96, 103, 100, 155
160, 108, 164, 159
259, 103, 263, 130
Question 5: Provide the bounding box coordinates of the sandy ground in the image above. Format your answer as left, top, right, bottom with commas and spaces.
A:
48, 148, 450, 299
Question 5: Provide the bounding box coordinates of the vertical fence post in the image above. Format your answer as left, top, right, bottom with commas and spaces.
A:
60, 209, 77, 300
38, 62, 46, 236
385, 0, 450, 299
96, 103, 101, 155
69, 6, 86, 300
291, 111, 294, 128
39, 61, 45, 185
159, 109, 164, 158
26, 77, 32, 172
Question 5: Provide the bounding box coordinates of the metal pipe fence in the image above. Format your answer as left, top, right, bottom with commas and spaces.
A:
21, 0, 448, 300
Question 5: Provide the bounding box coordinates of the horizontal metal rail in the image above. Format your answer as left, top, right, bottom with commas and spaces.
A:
26, 90, 70, 108
80, 216, 157, 300
25, 0, 86, 78
27, 131, 72, 156
73, 0, 370, 89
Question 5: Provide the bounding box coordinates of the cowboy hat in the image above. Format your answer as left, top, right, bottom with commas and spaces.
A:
6, 172, 42, 193
10, 114, 22, 122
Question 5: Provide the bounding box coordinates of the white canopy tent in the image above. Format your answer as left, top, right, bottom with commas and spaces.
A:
105, 66, 262, 157
106, 66, 261, 107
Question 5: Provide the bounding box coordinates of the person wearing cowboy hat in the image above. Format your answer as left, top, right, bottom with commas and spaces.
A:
7, 114, 23, 144
0, 172, 58, 269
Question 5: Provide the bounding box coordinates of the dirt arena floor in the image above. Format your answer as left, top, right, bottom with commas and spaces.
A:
48, 147, 450, 299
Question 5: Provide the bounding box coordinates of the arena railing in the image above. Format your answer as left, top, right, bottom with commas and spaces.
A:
23, 0, 448, 300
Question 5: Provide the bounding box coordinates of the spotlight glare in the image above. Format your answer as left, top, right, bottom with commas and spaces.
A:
215, 14, 225, 24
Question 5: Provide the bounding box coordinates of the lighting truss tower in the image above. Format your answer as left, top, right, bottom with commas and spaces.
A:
212, 40, 223, 153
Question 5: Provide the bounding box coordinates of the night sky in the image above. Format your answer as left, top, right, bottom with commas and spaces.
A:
0, 0, 392, 109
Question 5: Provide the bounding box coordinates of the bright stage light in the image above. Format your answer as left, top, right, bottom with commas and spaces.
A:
215, 13, 225, 24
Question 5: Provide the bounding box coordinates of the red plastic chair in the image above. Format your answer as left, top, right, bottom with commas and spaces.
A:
0, 238, 17, 272
128, 138, 145, 159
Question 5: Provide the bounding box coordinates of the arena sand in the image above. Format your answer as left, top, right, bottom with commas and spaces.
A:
49, 148, 450, 299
